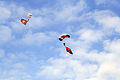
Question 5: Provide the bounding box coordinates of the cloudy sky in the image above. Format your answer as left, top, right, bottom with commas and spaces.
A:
0, 0, 120, 80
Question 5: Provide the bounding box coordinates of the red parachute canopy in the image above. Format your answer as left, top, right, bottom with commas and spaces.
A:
59, 34, 70, 41
21, 19, 28, 25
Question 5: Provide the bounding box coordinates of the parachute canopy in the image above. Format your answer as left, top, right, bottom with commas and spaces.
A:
21, 19, 28, 25
63, 43, 73, 55
59, 34, 70, 41
27, 13, 32, 18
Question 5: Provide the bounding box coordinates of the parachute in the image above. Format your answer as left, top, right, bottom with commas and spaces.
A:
63, 43, 73, 55
59, 34, 73, 55
20, 13, 32, 25
27, 13, 32, 19
59, 34, 70, 41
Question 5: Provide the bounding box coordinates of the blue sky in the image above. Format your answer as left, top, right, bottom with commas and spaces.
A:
0, 0, 120, 80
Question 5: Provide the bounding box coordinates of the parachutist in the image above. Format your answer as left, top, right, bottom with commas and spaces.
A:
63, 43, 65, 46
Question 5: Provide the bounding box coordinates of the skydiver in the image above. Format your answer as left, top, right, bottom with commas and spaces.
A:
63, 43, 73, 55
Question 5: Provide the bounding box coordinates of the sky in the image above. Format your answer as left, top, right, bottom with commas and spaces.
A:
0, 0, 120, 80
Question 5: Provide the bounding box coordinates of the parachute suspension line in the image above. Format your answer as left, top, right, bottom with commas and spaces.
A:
28, 18, 30, 21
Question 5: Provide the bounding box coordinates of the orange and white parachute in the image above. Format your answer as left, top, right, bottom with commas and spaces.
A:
27, 13, 32, 19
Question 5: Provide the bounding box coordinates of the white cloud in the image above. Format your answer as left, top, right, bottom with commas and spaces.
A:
0, 49, 5, 58
54, 0, 88, 22
95, 0, 120, 7
36, 58, 98, 80
0, 69, 32, 80
104, 39, 120, 54
0, 7, 11, 23
26, 0, 88, 30
20, 31, 58, 45
29, 16, 53, 30
81, 39, 120, 80
0, 51, 35, 80
95, 0, 107, 5
10, 21, 25, 34
0, 77, 20, 80
0, 26, 12, 44
76, 29, 103, 43
79, 10, 120, 33
95, 15, 120, 33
